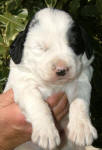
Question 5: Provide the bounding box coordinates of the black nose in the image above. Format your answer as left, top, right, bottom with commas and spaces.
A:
56, 69, 66, 76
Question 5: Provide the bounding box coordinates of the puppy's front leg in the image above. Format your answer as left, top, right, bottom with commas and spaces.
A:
14, 87, 60, 149
66, 67, 97, 146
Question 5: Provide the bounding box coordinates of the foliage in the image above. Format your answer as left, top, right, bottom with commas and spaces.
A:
0, 0, 28, 90
0, 0, 102, 148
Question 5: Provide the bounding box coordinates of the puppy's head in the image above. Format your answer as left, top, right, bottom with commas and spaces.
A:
10, 8, 93, 84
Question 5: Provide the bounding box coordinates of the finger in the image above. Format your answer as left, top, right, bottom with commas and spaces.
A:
0, 89, 14, 108
47, 92, 65, 107
23, 123, 32, 134
53, 94, 68, 116
4, 89, 14, 100
56, 106, 68, 121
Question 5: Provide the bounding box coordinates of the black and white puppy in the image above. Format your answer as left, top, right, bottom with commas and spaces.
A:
5, 8, 98, 150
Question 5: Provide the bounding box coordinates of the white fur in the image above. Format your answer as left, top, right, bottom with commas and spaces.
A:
5, 8, 97, 150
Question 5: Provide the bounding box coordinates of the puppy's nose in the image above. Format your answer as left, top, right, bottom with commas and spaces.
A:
56, 68, 66, 76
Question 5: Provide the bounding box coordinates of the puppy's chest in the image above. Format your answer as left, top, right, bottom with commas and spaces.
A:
38, 85, 66, 100
37, 81, 77, 103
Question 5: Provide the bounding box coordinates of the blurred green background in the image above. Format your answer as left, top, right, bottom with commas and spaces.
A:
0, 0, 102, 148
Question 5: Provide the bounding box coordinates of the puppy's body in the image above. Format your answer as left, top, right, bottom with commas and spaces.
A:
5, 8, 97, 150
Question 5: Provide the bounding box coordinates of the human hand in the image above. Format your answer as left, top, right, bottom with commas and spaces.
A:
0, 89, 68, 150
47, 92, 68, 121
0, 89, 32, 150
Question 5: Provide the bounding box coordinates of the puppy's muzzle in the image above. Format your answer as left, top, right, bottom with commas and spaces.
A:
52, 60, 69, 77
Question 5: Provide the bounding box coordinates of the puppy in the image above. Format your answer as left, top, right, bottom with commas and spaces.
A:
5, 8, 97, 150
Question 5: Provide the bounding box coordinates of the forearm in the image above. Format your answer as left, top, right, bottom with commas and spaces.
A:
67, 66, 93, 115
67, 67, 97, 146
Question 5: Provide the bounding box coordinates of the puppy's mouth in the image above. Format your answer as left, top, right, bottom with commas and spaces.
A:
43, 75, 73, 85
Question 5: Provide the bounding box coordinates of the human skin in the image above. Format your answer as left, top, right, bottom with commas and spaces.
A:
0, 89, 68, 150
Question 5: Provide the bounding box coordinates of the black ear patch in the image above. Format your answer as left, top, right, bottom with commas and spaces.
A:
79, 26, 93, 59
68, 23, 93, 59
9, 21, 30, 64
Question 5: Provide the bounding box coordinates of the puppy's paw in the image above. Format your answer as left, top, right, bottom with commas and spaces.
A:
67, 119, 97, 146
31, 123, 60, 149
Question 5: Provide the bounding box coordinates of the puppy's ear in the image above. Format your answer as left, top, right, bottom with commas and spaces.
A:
80, 26, 93, 59
68, 23, 93, 59
9, 22, 30, 64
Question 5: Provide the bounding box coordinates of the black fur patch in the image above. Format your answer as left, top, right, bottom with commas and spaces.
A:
9, 21, 30, 64
67, 22, 93, 59
30, 19, 39, 28
10, 18, 39, 64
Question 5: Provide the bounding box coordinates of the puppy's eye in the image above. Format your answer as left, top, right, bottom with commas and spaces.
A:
38, 43, 49, 52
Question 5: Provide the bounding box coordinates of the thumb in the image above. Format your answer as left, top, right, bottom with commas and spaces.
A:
0, 89, 14, 109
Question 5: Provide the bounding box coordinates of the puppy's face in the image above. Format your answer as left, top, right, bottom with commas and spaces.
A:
29, 33, 82, 83
10, 8, 93, 84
